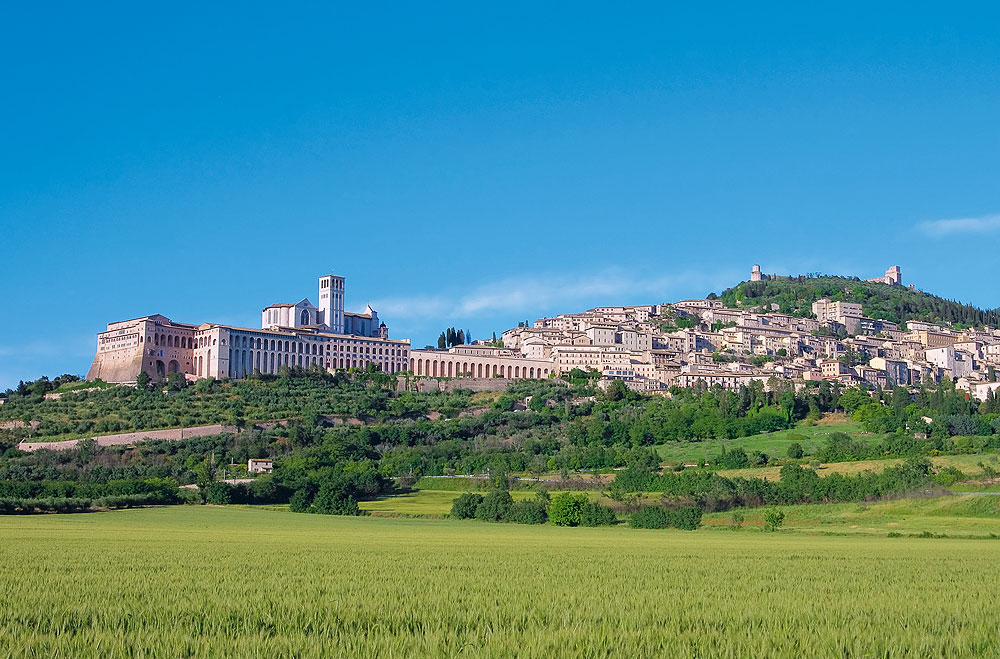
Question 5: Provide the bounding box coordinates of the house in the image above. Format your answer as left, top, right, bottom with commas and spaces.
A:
248, 458, 273, 474
820, 359, 853, 379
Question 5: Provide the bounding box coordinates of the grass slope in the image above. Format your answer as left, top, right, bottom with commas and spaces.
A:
2, 507, 1000, 657
654, 416, 872, 463
704, 494, 1000, 537
718, 453, 994, 481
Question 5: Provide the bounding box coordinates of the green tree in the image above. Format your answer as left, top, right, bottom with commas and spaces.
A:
629, 505, 670, 529
580, 501, 616, 526
666, 505, 703, 530
205, 482, 232, 505
507, 500, 547, 524
289, 489, 311, 513
837, 388, 870, 415
474, 490, 513, 522
547, 492, 586, 526
312, 482, 361, 515
450, 492, 484, 519
165, 371, 187, 392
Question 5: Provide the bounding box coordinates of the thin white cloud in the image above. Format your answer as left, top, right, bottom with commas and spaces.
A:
0, 336, 94, 359
919, 214, 1000, 236
370, 267, 740, 323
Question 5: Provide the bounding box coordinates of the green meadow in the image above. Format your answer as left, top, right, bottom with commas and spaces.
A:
653, 415, 872, 463
703, 493, 1000, 537
717, 452, 993, 481
2, 507, 999, 657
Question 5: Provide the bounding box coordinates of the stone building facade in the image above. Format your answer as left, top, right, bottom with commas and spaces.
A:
410, 345, 553, 380
87, 274, 409, 383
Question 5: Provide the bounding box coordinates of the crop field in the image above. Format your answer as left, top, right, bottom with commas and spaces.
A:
717, 453, 996, 481
703, 493, 1000, 537
653, 416, 874, 463
3, 507, 1000, 657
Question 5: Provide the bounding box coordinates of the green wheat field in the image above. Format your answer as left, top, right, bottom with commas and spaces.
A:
2, 507, 999, 657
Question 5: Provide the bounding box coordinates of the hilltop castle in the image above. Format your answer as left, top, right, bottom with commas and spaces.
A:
865, 265, 902, 287
751, 264, 903, 286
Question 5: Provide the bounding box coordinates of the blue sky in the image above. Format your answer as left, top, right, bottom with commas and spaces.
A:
1, 2, 999, 390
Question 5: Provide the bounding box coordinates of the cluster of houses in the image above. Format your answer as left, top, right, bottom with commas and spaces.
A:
487, 266, 1000, 400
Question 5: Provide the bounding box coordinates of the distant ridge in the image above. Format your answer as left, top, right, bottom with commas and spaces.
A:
716, 274, 1000, 328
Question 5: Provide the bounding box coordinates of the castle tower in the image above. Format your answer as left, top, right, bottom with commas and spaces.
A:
751, 264, 763, 282
318, 274, 345, 332
885, 266, 901, 286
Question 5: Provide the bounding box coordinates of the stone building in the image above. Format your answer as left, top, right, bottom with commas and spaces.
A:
865, 266, 902, 286
410, 345, 553, 380
87, 273, 409, 383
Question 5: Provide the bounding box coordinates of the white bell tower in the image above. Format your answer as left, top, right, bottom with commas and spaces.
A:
318, 274, 345, 333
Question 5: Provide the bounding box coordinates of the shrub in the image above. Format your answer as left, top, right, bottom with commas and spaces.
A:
288, 489, 311, 513
451, 492, 484, 519
786, 442, 804, 459
580, 501, 616, 526
475, 490, 513, 522
94, 494, 163, 509
506, 500, 548, 524
205, 482, 232, 505
311, 482, 361, 515
629, 505, 670, 529
718, 447, 750, 469
763, 509, 785, 531
933, 466, 966, 486
548, 493, 587, 526
666, 505, 703, 530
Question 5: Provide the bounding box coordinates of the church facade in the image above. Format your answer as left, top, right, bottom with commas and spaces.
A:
87, 274, 410, 383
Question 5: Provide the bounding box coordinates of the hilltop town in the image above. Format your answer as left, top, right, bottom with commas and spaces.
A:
488, 265, 1000, 400
77, 264, 1000, 406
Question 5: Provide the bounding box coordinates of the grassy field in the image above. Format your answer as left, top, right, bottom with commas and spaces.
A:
2, 507, 1000, 657
360, 489, 602, 516
703, 493, 1000, 537
653, 415, 875, 463
718, 453, 996, 481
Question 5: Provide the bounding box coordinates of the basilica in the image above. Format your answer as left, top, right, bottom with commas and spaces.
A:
86, 274, 410, 383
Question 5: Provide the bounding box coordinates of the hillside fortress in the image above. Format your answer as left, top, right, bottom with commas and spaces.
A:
87, 274, 410, 383
752, 264, 902, 286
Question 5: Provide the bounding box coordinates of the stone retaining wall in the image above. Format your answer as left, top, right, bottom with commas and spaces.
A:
402, 377, 520, 393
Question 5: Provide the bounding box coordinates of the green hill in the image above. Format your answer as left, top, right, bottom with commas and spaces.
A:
716, 275, 1000, 328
